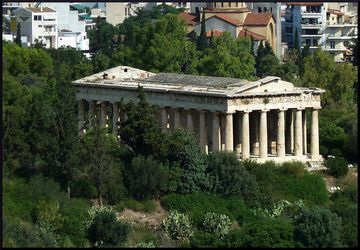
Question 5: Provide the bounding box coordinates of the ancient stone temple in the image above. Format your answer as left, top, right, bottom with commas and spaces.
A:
72, 66, 325, 163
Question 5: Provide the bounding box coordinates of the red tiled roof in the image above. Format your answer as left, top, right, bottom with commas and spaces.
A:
238, 29, 266, 41
206, 29, 224, 37
26, 7, 56, 13
208, 14, 242, 27
244, 13, 272, 26
179, 12, 198, 26
327, 9, 344, 16
286, 2, 323, 6
204, 7, 249, 13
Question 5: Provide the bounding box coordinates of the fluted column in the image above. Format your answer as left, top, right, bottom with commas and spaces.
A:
277, 109, 286, 158
112, 102, 119, 136
100, 102, 107, 127
88, 100, 96, 129
199, 110, 208, 154
212, 112, 221, 152
174, 108, 181, 130
259, 110, 268, 159
224, 112, 234, 151
303, 109, 307, 155
311, 108, 320, 159
251, 112, 259, 156
241, 111, 250, 159
78, 99, 85, 135
294, 108, 303, 156
235, 112, 242, 154
161, 107, 168, 133
186, 109, 194, 133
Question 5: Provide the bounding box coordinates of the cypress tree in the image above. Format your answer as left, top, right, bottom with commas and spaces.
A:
197, 8, 207, 51
14, 23, 21, 46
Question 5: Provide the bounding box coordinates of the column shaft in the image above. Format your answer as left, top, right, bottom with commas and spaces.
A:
294, 109, 303, 156
242, 111, 250, 159
186, 109, 194, 132
88, 100, 96, 129
199, 110, 208, 154
78, 100, 85, 135
311, 109, 319, 159
161, 107, 168, 133
224, 112, 234, 151
235, 112, 242, 154
303, 110, 307, 155
259, 110, 268, 159
112, 102, 119, 136
277, 109, 286, 158
174, 108, 181, 130
100, 102, 107, 127
212, 112, 221, 152
251, 112, 259, 155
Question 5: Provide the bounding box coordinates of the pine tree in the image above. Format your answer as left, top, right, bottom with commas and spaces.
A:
14, 23, 21, 46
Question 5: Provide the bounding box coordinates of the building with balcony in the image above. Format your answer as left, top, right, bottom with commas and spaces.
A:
13, 6, 58, 49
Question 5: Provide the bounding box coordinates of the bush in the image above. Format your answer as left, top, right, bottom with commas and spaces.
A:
202, 212, 232, 238
161, 193, 254, 226
125, 155, 168, 200
207, 151, 260, 201
295, 207, 342, 247
189, 231, 221, 248
279, 161, 306, 178
326, 156, 349, 178
88, 210, 130, 247
162, 210, 193, 241
319, 145, 329, 156
329, 148, 342, 157
116, 199, 157, 213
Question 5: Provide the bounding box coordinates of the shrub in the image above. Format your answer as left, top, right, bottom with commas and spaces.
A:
207, 151, 260, 201
202, 212, 232, 238
329, 148, 342, 157
162, 210, 193, 241
280, 161, 306, 177
326, 156, 349, 178
88, 210, 130, 247
319, 145, 329, 156
295, 207, 342, 247
136, 241, 156, 248
125, 155, 168, 200
116, 199, 157, 213
189, 231, 221, 248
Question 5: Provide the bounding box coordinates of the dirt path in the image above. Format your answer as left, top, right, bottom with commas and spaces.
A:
116, 200, 168, 230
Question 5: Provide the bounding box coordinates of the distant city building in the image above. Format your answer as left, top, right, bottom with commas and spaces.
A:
13, 6, 58, 48
105, 2, 151, 26
2, 2, 35, 16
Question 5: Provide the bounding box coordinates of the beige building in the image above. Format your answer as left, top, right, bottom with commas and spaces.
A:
73, 66, 325, 164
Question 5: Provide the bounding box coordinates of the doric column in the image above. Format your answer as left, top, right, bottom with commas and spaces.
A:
212, 111, 221, 152
161, 107, 168, 133
186, 109, 194, 133
199, 110, 208, 154
224, 112, 234, 151
303, 109, 307, 155
235, 112, 242, 154
112, 102, 119, 136
311, 108, 320, 159
290, 110, 294, 153
294, 108, 303, 156
88, 100, 96, 129
241, 111, 250, 159
277, 109, 286, 158
259, 109, 268, 159
78, 99, 85, 135
100, 102, 107, 127
174, 108, 181, 130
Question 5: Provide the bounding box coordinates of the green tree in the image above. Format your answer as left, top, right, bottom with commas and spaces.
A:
14, 23, 21, 46
197, 9, 207, 51
92, 51, 110, 73
326, 156, 349, 178
295, 207, 342, 247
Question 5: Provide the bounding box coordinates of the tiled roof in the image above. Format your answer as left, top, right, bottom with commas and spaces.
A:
208, 14, 242, 27
206, 29, 224, 37
238, 29, 266, 41
244, 13, 272, 26
204, 7, 249, 13
287, 2, 323, 6
327, 9, 345, 16
26, 7, 56, 13
179, 12, 198, 26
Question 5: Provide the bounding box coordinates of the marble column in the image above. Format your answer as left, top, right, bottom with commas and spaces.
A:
161, 107, 168, 133
78, 99, 85, 135
186, 109, 194, 133
199, 110, 208, 154
174, 108, 181, 130
88, 100, 96, 129
100, 102, 107, 127
212, 112, 221, 152
277, 109, 286, 158
311, 108, 320, 159
112, 102, 119, 136
235, 112, 242, 155
285, 109, 293, 154
224, 112, 234, 151
294, 108, 303, 156
242, 111, 250, 159
259, 110, 268, 159
251, 112, 259, 156
290, 110, 294, 153
303, 109, 307, 155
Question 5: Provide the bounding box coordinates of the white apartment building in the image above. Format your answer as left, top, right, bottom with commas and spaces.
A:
105, 2, 151, 26
283, 2, 357, 62
13, 7, 58, 49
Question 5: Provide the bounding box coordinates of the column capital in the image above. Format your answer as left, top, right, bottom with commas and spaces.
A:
260, 109, 270, 113
223, 111, 236, 114
297, 107, 305, 111
278, 107, 287, 112
243, 109, 252, 114
312, 107, 321, 110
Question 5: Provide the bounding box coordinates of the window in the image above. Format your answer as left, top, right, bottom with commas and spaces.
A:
270, 7, 273, 12
125, 7, 127, 15
38, 25, 42, 27
221, 2, 223, 7
264, 7, 267, 12
330, 41, 335, 48
258, 7, 262, 13
229, 2, 231, 7
236, 2, 238, 7
84, 36, 86, 40
34, 15, 42, 21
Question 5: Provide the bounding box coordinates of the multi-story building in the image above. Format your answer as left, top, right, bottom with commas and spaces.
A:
2, 2, 35, 16
105, 2, 152, 26
283, 2, 358, 62
13, 6, 58, 48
